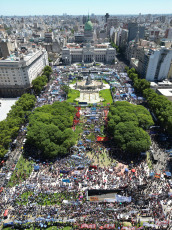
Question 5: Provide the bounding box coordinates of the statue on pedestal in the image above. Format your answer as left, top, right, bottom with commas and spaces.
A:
86, 75, 92, 85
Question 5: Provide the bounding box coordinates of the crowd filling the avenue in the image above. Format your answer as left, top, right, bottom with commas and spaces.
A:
0, 64, 172, 230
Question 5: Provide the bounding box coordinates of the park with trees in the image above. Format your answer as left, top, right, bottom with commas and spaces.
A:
108, 101, 153, 154
26, 101, 77, 158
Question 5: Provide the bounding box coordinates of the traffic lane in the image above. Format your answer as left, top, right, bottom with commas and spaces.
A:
0, 135, 26, 187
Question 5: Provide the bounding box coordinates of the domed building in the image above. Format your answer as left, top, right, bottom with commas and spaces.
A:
62, 15, 116, 64
84, 15, 93, 43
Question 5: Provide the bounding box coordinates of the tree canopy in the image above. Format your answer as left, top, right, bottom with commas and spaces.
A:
108, 101, 152, 154
143, 88, 172, 135
110, 42, 120, 53
43, 66, 52, 73
114, 122, 151, 154
27, 102, 77, 158
32, 66, 52, 94
0, 94, 36, 157
127, 67, 172, 136
127, 68, 150, 93
32, 75, 48, 95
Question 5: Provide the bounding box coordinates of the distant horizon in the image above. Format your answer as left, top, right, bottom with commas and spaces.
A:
1, 13, 172, 17
1, 0, 172, 16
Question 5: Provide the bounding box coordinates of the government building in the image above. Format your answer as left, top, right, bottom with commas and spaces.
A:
62, 16, 116, 64
0, 47, 48, 97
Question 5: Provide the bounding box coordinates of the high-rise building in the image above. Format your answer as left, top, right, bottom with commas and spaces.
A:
83, 16, 87, 24
0, 39, 16, 59
107, 17, 118, 37
127, 23, 145, 42
44, 32, 54, 43
159, 16, 166, 23
105, 13, 109, 23
164, 28, 172, 39
145, 47, 172, 81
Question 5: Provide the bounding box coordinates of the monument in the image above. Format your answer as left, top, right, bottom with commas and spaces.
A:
86, 75, 92, 85
70, 74, 110, 103
75, 76, 103, 91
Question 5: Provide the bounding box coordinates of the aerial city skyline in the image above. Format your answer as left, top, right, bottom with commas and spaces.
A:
0, 1, 172, 229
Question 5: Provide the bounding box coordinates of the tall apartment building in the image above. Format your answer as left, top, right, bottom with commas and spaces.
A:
107, 17, 118, 37
164, 28, 172, 39
128, 23, 145, 42
0, 39, 17, 59
145, 47, 172, 81
0, 48, 48, 97
44, 32, 54, 43
118, 29, 128, 50
126, 38, 172, 82
105, 13, 110, 23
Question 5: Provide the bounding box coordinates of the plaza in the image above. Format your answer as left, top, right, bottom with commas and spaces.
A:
70, 75, 110, 103
0, 65, 172, 230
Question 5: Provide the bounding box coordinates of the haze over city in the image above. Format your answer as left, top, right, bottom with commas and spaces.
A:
1, 0, 172, 15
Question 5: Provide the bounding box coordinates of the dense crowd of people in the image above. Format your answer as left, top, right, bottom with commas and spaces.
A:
0, 65, 172, 229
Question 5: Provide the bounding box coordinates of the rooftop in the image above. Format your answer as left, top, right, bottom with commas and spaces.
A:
158, 80, 172, 86
0, 49, 43, 63
157, 88, 172, 96
0, 98, 19, 122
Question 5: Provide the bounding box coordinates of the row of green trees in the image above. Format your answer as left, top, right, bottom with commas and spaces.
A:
108, 101, 153, 154
126, 67, 172, 135
0, 94, 36, 157
27, 102, 77, 158
125, 67, 150, 93
110, 42, 120, 53
32, 66, 52, 95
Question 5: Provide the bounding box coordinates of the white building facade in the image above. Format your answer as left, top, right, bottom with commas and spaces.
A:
0, 48, 48, 97
62, 44, 116, 64
145, 47, 172, 81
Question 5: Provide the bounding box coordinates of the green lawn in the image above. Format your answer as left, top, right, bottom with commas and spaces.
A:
16, 191, 79, 206
74, 122, 84, 141
3, 226, 71, 230
100, 125, 106, 137
88, 132, 95, 141
146, 151, 153, 169
99, 89, 113, 105
102, 79, 109, 84
66, 89, 80, 103
86, 150, 116, 167
90, 124, 94, 129
8, 154, 33, 187
70, 79, 81, 84
44, 228, 71, 230
70, 79, 76, 84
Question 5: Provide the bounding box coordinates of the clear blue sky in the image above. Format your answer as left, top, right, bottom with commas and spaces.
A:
1, 0, 172, 16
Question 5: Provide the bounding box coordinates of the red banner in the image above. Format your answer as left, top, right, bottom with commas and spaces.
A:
97, 136, 109, 142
